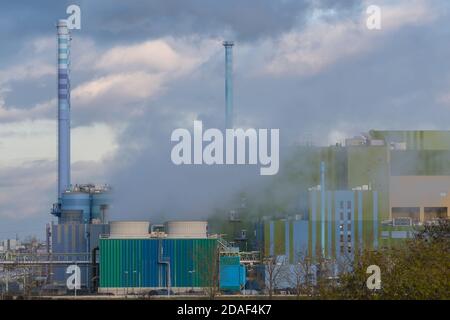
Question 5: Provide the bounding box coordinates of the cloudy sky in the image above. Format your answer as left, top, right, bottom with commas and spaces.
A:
0, 0, 449, 239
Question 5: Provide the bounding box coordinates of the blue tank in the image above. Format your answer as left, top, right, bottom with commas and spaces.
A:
61, 192, 91, 223
91, 192, 111, 222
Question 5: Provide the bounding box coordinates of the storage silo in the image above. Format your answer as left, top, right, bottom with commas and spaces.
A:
165, 220, 208, 238
91, 192, 112, 223
109, 221, 150, 238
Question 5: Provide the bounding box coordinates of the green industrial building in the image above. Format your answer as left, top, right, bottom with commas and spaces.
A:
261, 130, 450, 261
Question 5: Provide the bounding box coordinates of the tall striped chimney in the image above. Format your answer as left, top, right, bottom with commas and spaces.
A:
57, 20, 71, 201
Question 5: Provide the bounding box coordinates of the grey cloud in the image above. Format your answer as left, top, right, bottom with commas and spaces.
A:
0, 0, 362, 117
0, 0, 361, 70
80, 0, 308, 42
77, 0, 363, 44
0, 158, 110, 239
4, 76, 54, 110
0, 160, 56, 239
0, 1, 73, 66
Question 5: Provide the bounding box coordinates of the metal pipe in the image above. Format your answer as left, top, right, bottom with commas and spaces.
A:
223, 41, 234, 129
320, 161, 326, 257
158, 240, 171, 296
91, 246, 99, 293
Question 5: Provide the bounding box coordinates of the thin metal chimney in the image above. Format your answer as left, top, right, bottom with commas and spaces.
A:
57, 19, 71, 200
223, 41, 234, 129
320, 161, 326, 257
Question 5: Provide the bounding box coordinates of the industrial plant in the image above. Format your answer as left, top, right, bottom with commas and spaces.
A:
260, 130, 450, 279
0, 12, 448, 300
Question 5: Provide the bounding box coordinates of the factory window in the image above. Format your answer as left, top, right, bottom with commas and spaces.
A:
347, 247, 352, 253
392, 207, 420, 224
347, 235, 352, 242
347, 212, 351, 220
393, 217, 412, 226
424, 207, 448, 221
340, 201, 344, 209
348, 222, 351, 230
347, 201, 352, 209
340, 246, 344, 253
340, 212, 344, 220
340, 234, 344, 242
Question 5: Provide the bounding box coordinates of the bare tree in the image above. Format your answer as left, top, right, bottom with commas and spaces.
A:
287, 249, 315, 299
287, 250, 350, 300
314, 254, 341, 299
195, 245, 220, 299
264, 254, 287, 299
